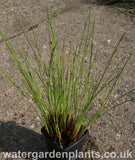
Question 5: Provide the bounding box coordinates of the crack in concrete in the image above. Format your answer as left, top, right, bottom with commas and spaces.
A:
0, 19, 46, 43
0, 1, 83, 44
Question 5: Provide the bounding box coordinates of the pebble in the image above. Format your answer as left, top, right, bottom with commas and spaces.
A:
107, 146, 115, 152
10, 8, 14, 11
43, 45, 46, 49
5, 91, 9, 96
19, 114, 24, 118
117, 89, 123, 95
30, 124, 35, 129
36, 117, 40, 121
20, 120, 26, 125
7, 111, 10, 115
107, 39, 111, 45
116, 133, 121, 138
99, 121, 107, 126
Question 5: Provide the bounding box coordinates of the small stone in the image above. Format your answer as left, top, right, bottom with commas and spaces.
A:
20, 120, 26, 125
43, 45, 46, 49
117, 89, 123, 95
30, 124, 35, 129
107, 146, 115, 152
36, 117, 40, 120
107, 39, 111, 45
116, 133, 121, 138
5, 91, 9, 96
15, 96, 20, 100
100, 121, 107, 126
7, 111, 9, 115
114, 94, 119, 98
85, 58, 88, 63
19, 114, 24, 118
14, 113, 18, 116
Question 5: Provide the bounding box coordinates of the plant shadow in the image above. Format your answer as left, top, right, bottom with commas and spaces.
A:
0, 121, 48, 159
0, 121, 99, 160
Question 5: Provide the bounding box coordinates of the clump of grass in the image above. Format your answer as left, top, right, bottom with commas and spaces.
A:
44, 112, 80, 148
0, 10, 134, 148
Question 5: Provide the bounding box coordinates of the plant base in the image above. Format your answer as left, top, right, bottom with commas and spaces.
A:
41, 127, 89, 160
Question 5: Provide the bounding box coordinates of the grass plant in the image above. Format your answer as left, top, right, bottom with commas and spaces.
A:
0, 10, 134, 148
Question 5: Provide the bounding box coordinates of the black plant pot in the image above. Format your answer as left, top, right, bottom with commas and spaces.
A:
41, 127, 89, 160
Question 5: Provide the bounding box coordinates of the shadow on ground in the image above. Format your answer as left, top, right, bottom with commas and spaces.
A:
80, 0, 135, 10
0, 121, 99, 160
0, 121, 48, 159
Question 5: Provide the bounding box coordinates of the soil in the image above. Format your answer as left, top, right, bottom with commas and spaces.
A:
0, 0, 135, 160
